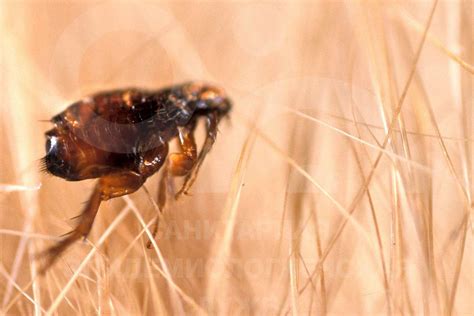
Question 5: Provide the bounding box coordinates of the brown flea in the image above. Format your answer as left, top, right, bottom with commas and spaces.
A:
39, 82, 231, 273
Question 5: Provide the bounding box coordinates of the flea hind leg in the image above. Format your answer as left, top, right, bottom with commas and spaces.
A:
39, 170, 144, 274
147, 165, 173, 248
176, 111, 219, 198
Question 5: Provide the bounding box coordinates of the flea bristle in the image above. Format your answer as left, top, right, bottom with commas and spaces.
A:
38, 156, 50, 174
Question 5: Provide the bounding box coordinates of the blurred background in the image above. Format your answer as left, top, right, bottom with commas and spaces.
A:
0, 1, 472, 315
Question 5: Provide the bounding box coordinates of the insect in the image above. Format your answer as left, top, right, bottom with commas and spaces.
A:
39, 82, 231, 272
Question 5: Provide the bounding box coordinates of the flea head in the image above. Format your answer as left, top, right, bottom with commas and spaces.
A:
183, 82, 232, 117
44, 129, 71, 179
43, 129, 81, 181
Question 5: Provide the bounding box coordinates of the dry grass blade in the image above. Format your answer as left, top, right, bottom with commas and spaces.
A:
122, 195, 206, 315
254, 126, 377, 251
293, 0, 439, 300
287, 108, 432, 174
0, 183, 41, 193
0, 230, 59, 241
0, 264, 45, 314
45, 206, 132, 315
206, 114, 259, 306
397, 7, 474, 75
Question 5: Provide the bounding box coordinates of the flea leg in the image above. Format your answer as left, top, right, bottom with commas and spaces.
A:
39, 170, 144, 274
136, 141, 170, 248
147, 126, 197, 247
137, 142, 168, 178
168, 124, 198, 177
176, 112, 219, 198
136, 142, 168, 213
147, 166, 171, 248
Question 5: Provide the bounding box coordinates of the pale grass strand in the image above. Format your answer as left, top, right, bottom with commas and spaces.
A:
108, 217, 156, 274
2, 37, 42, 315
286, 108, 432, 174
45, 206, 131, 315
318, 111, 473, 142
235, 111, 377, 250
0, 264, 46, 314
397, 8, 474, 74
0, 183, 41, 193
124, 197, 184, 315
122, 195, 206, 316
289, 0, 439, 304
140, 241, 168, 315
206, 116, 258, 304
0, 229, 59, 241
2, 279, 35, 314
255, 127, 377, 251
348, 99, 392, 314
289, 245, 299, 316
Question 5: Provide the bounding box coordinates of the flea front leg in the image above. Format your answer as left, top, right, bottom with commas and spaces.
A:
176, 112, 219, 198
39, 170, 144, 273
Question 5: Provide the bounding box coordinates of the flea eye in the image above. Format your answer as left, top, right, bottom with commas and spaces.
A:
46, 135, 58, 154
196, 100, 207, 109
211, 96, 224, 104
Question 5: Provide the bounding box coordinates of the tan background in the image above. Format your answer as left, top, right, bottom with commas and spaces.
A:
0, 1, 472, 315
